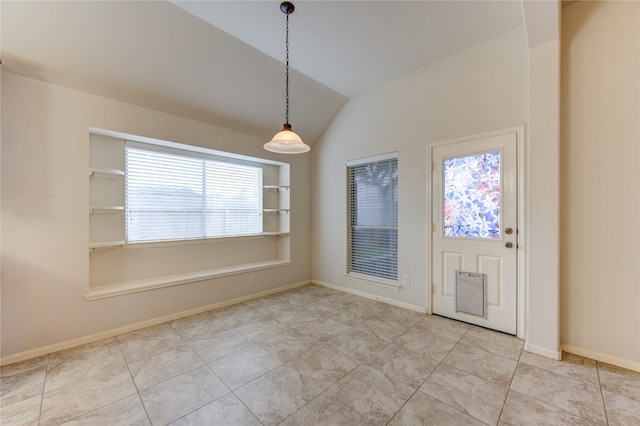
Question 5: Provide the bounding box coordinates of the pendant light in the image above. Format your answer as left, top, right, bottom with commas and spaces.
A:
264, 1, 310, 154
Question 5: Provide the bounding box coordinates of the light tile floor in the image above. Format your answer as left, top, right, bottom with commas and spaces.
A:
2, 284, 639, 425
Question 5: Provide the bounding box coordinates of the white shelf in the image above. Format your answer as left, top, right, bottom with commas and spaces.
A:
263, 209, 290, 214
89, 166, 125, 178
90, 205, 124, 213
89, 241, 125, 251
263, 178, 289, 240
263, 185, 290, 192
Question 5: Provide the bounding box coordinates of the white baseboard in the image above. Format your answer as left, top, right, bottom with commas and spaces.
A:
1, 280, 310, 366
524, 342, 562, 360
313, 280, 427, 314
562, 344, 640, 373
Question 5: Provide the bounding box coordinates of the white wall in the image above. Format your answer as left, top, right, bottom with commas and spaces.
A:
518, 0, 562, 362
1, 72, 312, 360
312, 29, 528, 311
524, 38, 561, 359
561, 0, 640, 371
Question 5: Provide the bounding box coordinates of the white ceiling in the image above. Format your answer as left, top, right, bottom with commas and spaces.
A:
1, 1, 523, 145
172, 1, 523, 97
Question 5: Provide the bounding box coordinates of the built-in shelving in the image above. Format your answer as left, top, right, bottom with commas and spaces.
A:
88, 130, 292, 296
263, 185, 290, 192
89, 205, 124, 214
262, 179, 290, 238
89, 241, 125, 252
89, 134, 126, 252
89, 165, 125, 178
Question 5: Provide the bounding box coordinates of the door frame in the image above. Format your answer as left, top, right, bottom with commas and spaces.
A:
426, 125, 527, 338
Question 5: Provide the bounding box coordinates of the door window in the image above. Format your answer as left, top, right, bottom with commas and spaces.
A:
443, 151, 501, 239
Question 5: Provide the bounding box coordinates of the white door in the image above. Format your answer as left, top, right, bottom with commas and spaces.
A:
431, 131, 518, 334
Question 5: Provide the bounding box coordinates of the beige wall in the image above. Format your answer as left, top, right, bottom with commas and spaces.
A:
1, 72, 312, 360
4, 0, 638, 372
311, 29, 529, 312
561, 1, 640, 370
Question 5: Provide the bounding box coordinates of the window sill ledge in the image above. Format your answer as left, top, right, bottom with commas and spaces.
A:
85, 259, 291, 301
89, 234, 269, 252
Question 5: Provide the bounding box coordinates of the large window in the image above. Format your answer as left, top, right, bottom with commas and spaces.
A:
125, 142, 262, 243
347, 153, 398, 282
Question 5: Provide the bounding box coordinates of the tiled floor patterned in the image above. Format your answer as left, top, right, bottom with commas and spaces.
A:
1, 284, 639, 425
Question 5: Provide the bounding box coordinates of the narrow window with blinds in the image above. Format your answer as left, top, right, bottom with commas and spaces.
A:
347, 154, 398, 282
125, 142, 262, 243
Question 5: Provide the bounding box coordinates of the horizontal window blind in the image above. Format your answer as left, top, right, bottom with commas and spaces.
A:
125, 144, 262, 243
347, 156, 398, 281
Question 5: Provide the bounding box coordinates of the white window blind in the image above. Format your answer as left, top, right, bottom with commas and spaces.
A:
347, 155, 398, 281
125, 143, 262, 243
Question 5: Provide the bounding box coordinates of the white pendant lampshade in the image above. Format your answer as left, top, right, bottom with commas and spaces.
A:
264, 1, 310, 155
264, 123, 310, 154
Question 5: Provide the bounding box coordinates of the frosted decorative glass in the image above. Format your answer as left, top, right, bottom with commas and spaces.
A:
443, 151, 500, 239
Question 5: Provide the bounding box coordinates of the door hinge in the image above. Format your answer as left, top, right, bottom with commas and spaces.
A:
430, 223, 434, 233
429, 283, 434, 294
429, 161, 434, 172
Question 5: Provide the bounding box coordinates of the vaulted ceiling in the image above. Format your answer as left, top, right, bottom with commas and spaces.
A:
1, 1, 524, 145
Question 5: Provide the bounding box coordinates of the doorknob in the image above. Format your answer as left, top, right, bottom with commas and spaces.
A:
505, 242, 513, 248
505, 227, 513, 235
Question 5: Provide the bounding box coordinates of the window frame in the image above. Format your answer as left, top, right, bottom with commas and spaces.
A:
124, 140, 264, 244
346, 152, 399, 287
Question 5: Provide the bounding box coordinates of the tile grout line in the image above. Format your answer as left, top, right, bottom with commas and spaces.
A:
384, 319, 472, 425
169, 320, 236, 425
224, 297, 334, 425
118, 332, 156, 426
230, 387, 266, 426
7, 285, 634, 425
508, 361, 610, 425
161, 336, 239, 426
394, 325, 492, 425
123, 320, 223, 424
269, 296, 407, 424
51, 340, 150, 425
191, 298, 340, 425
495, 342, 525, 425
270, 306, 386, 424
36, 354, 50, 424
595, 362, 611, 425
386, 334, 439, 424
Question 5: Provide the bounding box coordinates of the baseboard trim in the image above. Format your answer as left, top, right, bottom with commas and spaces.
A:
313, 280, 427, 314
562, 344, 640, 373
524, 342, 562, 360
1, 280, 310, 366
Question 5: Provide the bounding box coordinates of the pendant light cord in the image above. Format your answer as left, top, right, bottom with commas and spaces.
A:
285, 11, 290, 125
264, 2, 310, 153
